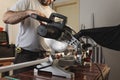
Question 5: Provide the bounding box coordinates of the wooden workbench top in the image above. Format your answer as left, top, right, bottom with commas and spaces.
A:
0, 63, 110, 80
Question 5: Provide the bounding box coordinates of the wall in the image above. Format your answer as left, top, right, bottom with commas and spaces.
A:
54, 0, 80, 32
80, 0, 120, 80
0, 0, 16, 28
55, 0, 70, 3
0, 0, 18, 44
80, 0, 120, 28
103, 48, 120, 80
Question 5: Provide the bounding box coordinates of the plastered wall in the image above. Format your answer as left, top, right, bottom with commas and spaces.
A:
0, 0, 17, 28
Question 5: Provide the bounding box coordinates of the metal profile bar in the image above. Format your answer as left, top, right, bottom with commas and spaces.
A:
0, 57, 49, 73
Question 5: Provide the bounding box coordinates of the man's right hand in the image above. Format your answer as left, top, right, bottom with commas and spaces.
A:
26, 10, 46, 18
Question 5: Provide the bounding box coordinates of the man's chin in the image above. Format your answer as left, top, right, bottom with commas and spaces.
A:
42, 3, 50, 6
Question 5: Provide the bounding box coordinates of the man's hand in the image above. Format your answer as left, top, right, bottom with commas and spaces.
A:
26, 10, 46, 18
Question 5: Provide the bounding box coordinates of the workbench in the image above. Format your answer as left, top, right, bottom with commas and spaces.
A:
0, 63, 110, 80
0, 57, 14, 77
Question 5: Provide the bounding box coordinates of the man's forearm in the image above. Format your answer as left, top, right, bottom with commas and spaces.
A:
3, 10, 29, 24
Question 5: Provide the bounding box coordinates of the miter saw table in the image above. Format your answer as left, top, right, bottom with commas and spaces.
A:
34, 54, 76, 79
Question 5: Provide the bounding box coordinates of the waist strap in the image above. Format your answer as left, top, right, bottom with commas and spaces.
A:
15, 47, 40, 54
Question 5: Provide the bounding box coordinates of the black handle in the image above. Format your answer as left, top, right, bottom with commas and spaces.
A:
30, 13, 52, 23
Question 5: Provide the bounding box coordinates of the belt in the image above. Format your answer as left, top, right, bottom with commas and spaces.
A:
15, 47, 40, 54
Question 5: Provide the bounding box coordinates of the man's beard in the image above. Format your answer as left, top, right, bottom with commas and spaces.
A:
40, 0, 51, 6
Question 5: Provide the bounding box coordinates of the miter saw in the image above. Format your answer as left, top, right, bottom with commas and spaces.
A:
30, 13, 92, 78
0, 13, 92, 79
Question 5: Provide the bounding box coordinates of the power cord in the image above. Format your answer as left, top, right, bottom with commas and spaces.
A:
94, 63, 105, 80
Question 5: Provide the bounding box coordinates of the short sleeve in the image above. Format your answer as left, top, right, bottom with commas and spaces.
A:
10, 0, 30, 11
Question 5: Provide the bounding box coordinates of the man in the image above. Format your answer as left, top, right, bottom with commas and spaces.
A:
2, 0, 56, 74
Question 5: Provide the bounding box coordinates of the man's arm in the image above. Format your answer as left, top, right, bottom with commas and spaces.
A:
2, 10, 46, 24
3, 10, 29, 24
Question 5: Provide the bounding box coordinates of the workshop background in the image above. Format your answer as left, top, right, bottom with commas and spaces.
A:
0, 0, 120, 80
